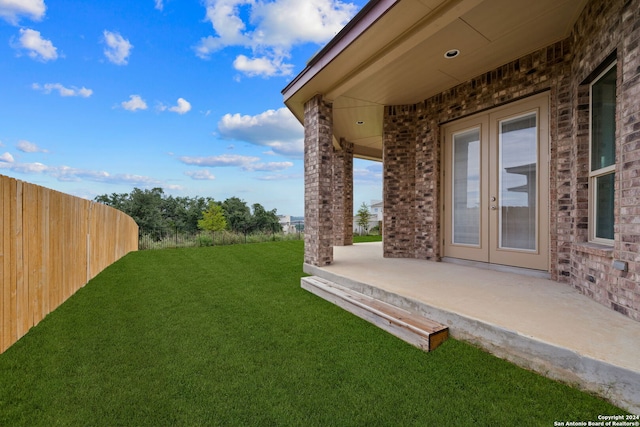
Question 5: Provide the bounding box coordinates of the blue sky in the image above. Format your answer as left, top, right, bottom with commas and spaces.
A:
0, 0, 382, 216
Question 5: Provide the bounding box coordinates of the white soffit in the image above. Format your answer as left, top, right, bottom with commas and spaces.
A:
335, 0, 587, 105
287, 0, 588, 159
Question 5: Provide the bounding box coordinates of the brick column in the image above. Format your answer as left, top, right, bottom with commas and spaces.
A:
383, 105, 417, 258
304, 95, 334, 266
333, 139, 354, 246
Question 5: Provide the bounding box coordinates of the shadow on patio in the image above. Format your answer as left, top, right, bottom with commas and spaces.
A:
303, 242, 640, 413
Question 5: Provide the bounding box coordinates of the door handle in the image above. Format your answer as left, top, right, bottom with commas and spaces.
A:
491, 205, 497, 210
490, 196, 496, 202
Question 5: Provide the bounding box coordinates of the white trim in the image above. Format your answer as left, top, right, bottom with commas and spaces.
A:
588, 61, 616, 245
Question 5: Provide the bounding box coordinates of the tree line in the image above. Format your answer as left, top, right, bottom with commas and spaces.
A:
95, 187, 282, 240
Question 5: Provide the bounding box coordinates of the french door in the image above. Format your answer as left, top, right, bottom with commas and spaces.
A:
443, 93, 549, 271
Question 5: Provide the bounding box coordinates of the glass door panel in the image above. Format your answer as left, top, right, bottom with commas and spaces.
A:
453, 128, 481, 246
498, 113, 537, 251
444, 92, 549, 271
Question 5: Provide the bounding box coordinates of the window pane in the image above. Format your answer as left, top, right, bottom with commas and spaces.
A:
453, 129, 480, 245
595, 173, 615, 240
499, 113, 537, 251
591, 66, 616, 171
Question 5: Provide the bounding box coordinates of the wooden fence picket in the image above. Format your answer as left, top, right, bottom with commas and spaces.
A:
0, 175, 138, 354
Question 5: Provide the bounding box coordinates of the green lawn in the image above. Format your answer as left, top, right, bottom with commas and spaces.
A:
353, 234, 382, 243
0, 240, 623, 426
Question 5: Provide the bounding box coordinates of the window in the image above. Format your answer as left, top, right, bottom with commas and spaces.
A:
589, 63, 616, 243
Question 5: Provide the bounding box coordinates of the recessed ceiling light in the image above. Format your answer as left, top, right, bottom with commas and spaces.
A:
356, 120, 365, 125
444, 49, 460, 59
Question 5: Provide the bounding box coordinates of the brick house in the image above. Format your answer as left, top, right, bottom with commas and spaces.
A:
282, 0, 640, 321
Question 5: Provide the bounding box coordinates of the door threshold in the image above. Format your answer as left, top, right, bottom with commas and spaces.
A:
441, 257, 551, 279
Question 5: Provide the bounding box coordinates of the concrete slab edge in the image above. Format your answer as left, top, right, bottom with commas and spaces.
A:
302, 263, 640, 414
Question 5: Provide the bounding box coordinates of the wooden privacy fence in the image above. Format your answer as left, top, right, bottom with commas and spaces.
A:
1, 175, 138, 354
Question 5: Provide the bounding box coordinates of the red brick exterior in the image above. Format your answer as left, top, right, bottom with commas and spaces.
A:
383, 105, 417, 258
304, 95, 334, 266
301, 0, 640, 320
381, 0, 640, 321
384, 42, 571, 263
333, 139, 354, 246
569, 0, 640, 319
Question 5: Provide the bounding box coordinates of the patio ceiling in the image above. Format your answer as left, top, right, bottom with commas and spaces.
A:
282, 0, 587, 160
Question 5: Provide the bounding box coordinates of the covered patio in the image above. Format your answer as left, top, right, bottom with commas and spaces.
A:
304, 242, 640, 413
284, 0, 640, 415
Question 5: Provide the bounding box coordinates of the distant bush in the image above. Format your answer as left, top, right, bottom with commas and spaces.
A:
196, 234, 213, 247
139, 229, 302, 250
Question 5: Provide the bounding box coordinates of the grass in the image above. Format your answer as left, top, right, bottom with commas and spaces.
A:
0, 240, 624, 426
353, 234, 382, 243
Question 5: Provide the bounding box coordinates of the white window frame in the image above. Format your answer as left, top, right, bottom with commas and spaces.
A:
588, 62, 616, 245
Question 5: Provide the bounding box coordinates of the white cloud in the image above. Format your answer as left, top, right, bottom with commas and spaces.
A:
197, 0, 251, 54
0, 158, 173, 188
154, 0, 163, 11
195, 0, 357, 77
0, 0, 45, 24
178, 153, 292, 173
52, 165, 109, 182
103, 30, 133, 65
17, 140, 48, 153
185, 170, 216, 180
0, 152, 14, 163
354, 161, 383, 184
121, 95, 148, 111
217, 107, 303, 157
243, 161, 293, 172
32, 83, 93, 97
15, 28, 57, 61
165, 184, 186, 191
169, 98, 192, 114
179, 154, 260, 168
252, 0, 356, 46
9, 161, 48, 174
233, 54, 292, 77
257, 173, 302, 181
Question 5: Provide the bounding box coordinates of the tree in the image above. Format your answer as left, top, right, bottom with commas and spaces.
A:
165, 195, 211, 234
357, 202, 371, 235
222, 197, 251, 233
127, 188, 167, 240
95, 189, 212, 238
198, 201, 227, 243
94, 192, 129, 211
185, 197, 212, 233
251, 203, 282, 233
95, 190, 285, 239
95, 188, 167, 238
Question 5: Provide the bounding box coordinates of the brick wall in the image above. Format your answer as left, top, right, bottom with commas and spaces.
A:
552, 71, 575, 282
569, 0, 640, 320
383, 41, 571, 265
383, 105, 417, 258
333, 139, 354, 246
414, 113, 440, 260
616, 0, 640, 320
304, 95, 334, 266
381, 0, 640, 321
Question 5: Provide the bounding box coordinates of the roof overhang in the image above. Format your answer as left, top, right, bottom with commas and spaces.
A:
282, 0, 587, 161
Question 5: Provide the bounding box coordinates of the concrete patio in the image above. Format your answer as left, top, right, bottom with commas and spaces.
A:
303, 242, 640, 413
